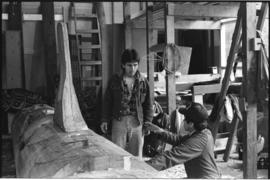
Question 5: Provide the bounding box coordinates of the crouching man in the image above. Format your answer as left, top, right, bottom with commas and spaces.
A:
144, 102, 221, 179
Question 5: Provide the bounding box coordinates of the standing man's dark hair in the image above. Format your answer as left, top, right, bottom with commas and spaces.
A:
101, 48, 153, 159
121, 49, 140, 64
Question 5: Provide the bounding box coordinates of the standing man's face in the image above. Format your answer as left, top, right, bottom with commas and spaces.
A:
122, 62, 139, 77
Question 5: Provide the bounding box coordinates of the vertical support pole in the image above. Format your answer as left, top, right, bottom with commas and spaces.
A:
124, 2, 132, 49
124, 3, 132, 49
125, 24, 132, 49
146, 2, 154, 102
241, 2, 257, 178
256, 3, 268, 102
165, 3, 176, 114
7, 2, 25, 88
220, 23, 226, 74
111, 2, 115, 73
41, 2, 58, 105
96, 2, 111, 117
256, 3, 268, 31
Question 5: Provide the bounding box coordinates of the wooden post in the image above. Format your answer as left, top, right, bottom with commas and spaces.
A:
223, 115, 240, 162
96, 2, 111, 113
256, 3, 268, 101
256, 3, 268, 31
125, 22, 133, 49
146, 3, 154, 101
124, 2, 133, 49
165, 3, 176, 114
41, 2, 58, 105
53, 22, 88, 132
242, 2, 257, 178
7, 2, 25, 88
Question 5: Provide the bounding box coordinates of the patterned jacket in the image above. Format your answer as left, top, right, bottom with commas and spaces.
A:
102, 71, 153, 125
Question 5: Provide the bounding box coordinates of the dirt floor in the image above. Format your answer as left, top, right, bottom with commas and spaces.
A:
159, 152, 268, 178
1, 136, 268, 178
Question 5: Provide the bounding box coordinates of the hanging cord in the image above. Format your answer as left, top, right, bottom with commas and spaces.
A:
141, 52, 163, 62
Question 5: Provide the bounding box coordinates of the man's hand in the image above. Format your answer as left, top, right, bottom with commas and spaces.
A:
144, 122, 164, 133
100, 122, 108, 134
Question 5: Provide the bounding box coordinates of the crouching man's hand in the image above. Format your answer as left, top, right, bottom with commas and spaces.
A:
144, 122, 164, 133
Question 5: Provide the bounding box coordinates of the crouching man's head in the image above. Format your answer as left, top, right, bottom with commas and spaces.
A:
179, 102, 209, 132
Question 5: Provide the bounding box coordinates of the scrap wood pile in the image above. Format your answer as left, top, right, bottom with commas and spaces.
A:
0, 88, 47, 112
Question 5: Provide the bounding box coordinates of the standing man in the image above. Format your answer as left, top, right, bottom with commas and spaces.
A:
144, 102, 221, 179
101, 49, 153, 159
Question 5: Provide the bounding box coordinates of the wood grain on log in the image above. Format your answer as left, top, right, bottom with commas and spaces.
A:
11, 104, 158, 178
53, 22, 88, 132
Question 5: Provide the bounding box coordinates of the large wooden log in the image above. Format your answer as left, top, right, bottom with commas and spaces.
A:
11, 22, 158, 178
11, 104, 158, 178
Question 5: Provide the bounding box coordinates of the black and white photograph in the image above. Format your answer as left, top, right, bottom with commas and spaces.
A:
1, 1, 269, 179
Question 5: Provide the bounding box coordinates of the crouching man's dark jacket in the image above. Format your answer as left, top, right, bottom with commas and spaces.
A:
102, 71, 153, 125
146, 128, 221, 179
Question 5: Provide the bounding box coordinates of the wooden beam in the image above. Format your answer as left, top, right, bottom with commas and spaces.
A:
132, 19, 221, 30
168, 3, 239, 18
176, 74, 221, 84
2, 13, 64, 21
193, 84, 221, 95
209, 5, 243, 139
23, 14, 63, 21
113, 2, 124, 24
165, 14, 176, 114
125, 3, 267, 26
54, 22, 88, 132
256, 2, 269, 31
134, 4, 239, 23
192, 84, 221, 106
124, 4, 133, 49
124, 25, 132, 49
256, 2, 268, 103
1, 2, 67, 14
7, 2, 25, 89
242, 2, 257, 178
146, 3, 155, 102
223, 114, 240, 162
174, 20, 221, 30
41, 2, 58, 105
96, 2, 112, 115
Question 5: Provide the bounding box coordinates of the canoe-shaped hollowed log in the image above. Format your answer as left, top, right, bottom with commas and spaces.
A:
11, 104, 157, 178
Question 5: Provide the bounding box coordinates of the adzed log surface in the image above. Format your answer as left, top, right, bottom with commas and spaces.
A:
11, 104, 158, 178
